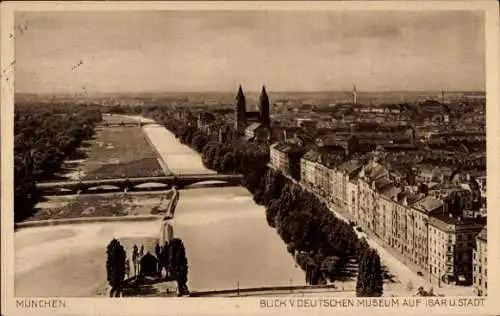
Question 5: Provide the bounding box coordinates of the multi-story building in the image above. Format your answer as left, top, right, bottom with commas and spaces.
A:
284, 134, 487, 290
338, 159, 363, 211
331, 163, 344, 206
377, 184, 402, 246
408, 196, 444, 270
347, 178, 360, 221
270, 142, 307, 180
473, 228, 487, 296
357, 158, 390, 232
428, 214, 486, 286
300, 152, 317, 189
270, 143, 288, 171
300, 145, 345, 197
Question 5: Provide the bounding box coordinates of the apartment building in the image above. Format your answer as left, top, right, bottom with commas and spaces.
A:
331, 164, 344, 206
408, 196, 443, 270
357, 159, 390, 232
270, 141, 486, 290
347, 178, 360, 221
332, 159, 363, 210
270, 142, 306, 175
473, 228, 487, 296
301, 153, 317, 190
270, 143, 288, 171
300, 145, 345, 198
376, 184, 402, 246
428, 214, 485, 285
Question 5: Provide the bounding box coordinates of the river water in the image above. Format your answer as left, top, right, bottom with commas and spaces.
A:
134, 116, 305, 291
14, 116, 305, 296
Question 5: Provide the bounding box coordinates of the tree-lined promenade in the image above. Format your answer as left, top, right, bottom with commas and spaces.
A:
108, 105, 384, 297
14, 103, 102, 222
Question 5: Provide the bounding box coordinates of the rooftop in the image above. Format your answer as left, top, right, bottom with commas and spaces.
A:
360, 160, 390, 182
380, 184, 402, 199
374, 178, 393, 192
303, 146, 345, 168
397, 191, 424, 205
338, 159, 363, 175
273, 142, 307, 155
413, 196, 444, 214
429, 212, 486, 230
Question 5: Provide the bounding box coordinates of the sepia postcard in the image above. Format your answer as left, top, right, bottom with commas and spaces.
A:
1, 1, 499, 316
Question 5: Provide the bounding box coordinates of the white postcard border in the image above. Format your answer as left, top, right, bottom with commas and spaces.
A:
1, 1, 499, 316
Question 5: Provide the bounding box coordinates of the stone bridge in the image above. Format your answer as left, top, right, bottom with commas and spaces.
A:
36, 174, 244, 195
100, 121, 158, 128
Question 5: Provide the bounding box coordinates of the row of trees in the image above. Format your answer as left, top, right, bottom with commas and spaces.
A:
106, 106, 384, 296
14, 103, 102, 222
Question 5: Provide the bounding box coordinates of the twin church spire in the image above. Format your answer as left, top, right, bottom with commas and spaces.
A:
235, 85, 270, 135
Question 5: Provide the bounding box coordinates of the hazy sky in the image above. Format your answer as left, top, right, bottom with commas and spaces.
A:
15, 10, 485, 93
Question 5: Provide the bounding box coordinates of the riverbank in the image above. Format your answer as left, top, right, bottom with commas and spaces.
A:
15, 222, 163, 296
27, 191, 174, 222
26, 115, 171, 221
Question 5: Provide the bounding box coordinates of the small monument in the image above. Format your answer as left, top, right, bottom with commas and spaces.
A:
139, 252, 159, 278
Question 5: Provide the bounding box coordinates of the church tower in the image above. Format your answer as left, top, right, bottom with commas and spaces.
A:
259, 85, 270, 128
352, 85, 358, 104
235, 85, 247, 135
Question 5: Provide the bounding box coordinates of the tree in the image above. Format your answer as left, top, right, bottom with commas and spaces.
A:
356, 249, 383, 297
14, 103, 102, 222
368, 250, 384, 296
169, 238, 189, 296
220, 152, 235, 173
106, 238, 126, 297
321, 256, 340, 282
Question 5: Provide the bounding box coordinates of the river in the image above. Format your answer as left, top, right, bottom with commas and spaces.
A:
133, 116, 306, 291
14, 115, 305, 296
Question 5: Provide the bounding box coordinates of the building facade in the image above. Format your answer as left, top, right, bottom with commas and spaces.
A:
473, 228, 487, 296
428, 214, 485, 286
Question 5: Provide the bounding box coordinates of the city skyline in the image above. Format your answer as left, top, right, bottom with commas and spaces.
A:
15, 10, 485, 94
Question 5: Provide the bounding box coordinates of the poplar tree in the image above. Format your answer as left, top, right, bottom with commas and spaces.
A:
356, 249, 383, 297
169, 238, 189, 296
106, 238, 126, 297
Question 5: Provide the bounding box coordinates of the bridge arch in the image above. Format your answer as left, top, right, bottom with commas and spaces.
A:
132, 182, 170, 191
177, 178, 241, 189
46, 188, 76, 196
84, 184, 125, 193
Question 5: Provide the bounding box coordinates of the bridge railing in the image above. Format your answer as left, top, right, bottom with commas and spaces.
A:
36, 173, 244, 186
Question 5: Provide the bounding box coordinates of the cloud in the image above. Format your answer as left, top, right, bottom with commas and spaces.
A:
14, 10, 485, 93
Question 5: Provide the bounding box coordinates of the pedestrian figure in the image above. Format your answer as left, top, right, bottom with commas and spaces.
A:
155, 242, 162, 275
125, 258, 130, 280
139, 244, 144, 258
132, 244, 139, 276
